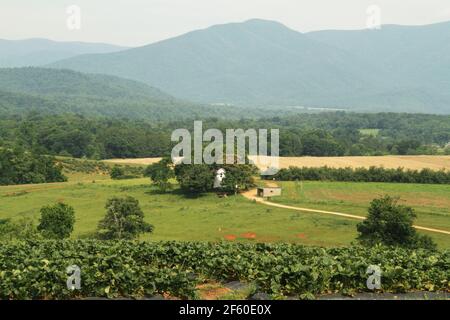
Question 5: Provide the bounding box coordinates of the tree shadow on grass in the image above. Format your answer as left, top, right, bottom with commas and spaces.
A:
77, 230, 99, 240
145, 188, 171, 196
145, 187, 209, 199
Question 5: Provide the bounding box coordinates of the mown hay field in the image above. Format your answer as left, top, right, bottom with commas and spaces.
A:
105, 156, 450, 171
249, 155, 450, 171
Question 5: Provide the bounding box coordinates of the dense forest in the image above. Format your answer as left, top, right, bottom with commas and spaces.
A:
0, 112, 449, 159
0, 113, 172, 159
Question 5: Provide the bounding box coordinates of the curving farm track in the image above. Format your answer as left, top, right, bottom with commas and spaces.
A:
241, 188, 450, 236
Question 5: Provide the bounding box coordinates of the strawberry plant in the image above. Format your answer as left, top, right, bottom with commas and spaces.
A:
0, 240, 448, 299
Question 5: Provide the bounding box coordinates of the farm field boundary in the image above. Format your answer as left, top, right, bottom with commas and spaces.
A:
105, 156, 450, 171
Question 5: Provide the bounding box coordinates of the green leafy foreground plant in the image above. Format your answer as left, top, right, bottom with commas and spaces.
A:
0, 241, 447, 300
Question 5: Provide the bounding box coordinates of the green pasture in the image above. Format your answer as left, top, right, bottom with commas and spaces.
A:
1, 175, 449, 249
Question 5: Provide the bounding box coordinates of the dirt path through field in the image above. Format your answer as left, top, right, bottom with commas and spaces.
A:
241, 189, 450, 236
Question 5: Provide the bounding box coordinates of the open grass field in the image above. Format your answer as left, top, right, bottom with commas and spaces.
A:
1, 173, 449, 249
0, 176, 360, 247
105, 155, 450, 171
268, 181, 450, 245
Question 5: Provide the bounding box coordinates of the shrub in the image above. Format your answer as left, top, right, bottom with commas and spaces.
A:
60, 158, 109, 174
97, 196, 153, 239
144, 158, 174, 192
357, 196, 436, 250
0, 218, 42, 241
37, 203, 75, 239
110, 166, 125, 179
110, 165, 142, 180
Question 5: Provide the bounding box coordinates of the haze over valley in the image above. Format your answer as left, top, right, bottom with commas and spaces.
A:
1, 19, 450, 114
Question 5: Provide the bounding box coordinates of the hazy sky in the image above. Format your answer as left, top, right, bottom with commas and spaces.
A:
1, 0, 450, 46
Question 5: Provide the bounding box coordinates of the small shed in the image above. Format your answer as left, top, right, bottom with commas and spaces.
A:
257, 187, 282, 198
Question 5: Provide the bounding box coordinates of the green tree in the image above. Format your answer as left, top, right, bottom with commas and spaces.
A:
219, 164, 258, 194
97, 196, 153, 239
37, 203, 75, 239
110, 166, 125, 179
357, 195, 436, 250
144, 158, 174, 192
174, 164, 215, 193
174, 161, 258, 195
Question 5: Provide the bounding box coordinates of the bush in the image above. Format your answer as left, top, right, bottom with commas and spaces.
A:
357, 196, 436, 250
110, 165, 142, 180
144, 158, 174, 192
97, 197, 153, 239
60, 158, 109, 174
37, 203, 75, 239
110, 166, 125, 179
0, 218, 42, 241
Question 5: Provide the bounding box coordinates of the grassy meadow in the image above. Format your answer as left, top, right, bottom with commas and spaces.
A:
270, 181, 450, 232
1, 171, 449, 249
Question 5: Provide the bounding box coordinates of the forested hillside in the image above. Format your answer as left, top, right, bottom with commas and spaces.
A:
0, 67, 312, 121
0, 67, 204, 120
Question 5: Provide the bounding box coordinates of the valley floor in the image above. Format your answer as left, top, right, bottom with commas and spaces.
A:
1, 173, 449, 249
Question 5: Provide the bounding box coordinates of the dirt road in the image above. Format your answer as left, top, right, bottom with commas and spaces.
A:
241, 188, 450, 236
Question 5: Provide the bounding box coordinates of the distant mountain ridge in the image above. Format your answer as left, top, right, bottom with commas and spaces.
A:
0, 38, 127, 67
307, 21, 450, 114
0, 67, 211, 120
0, 67, 169, 100
47, 19, 450, 114
0, 67, 304, 121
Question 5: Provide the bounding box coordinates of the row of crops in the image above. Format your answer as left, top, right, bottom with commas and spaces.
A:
0, 240, 448, 299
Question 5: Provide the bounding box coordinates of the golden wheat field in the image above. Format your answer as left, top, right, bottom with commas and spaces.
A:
104, 158, 162, 166
249, 155, 450, 171
105, 155, 450, 171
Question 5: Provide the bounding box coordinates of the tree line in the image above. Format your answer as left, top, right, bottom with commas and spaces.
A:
267, 166, 450, 184
0, 112, 449, 160
0, 148, 66, 185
